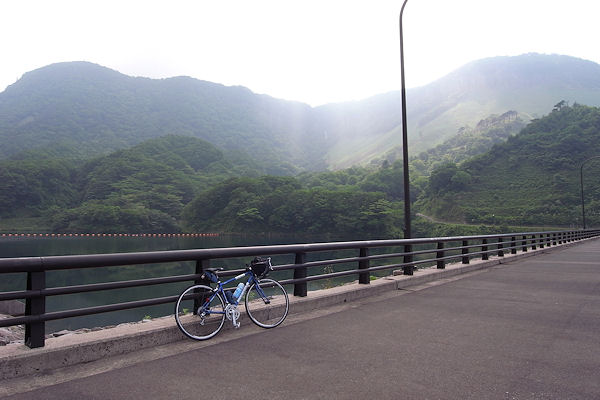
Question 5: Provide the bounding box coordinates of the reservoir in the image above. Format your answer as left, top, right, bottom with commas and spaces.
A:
0, 233, 367, 333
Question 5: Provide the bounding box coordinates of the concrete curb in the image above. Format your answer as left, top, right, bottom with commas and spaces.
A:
0, 238, 595, 380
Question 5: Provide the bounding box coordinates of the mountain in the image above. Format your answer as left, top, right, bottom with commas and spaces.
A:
408, 110, 528, 175
4, 105, 600, 233
418, 103, 600, 227
2, 54, 600, 170
321, 53, 600, 168
0, 62, 322, 173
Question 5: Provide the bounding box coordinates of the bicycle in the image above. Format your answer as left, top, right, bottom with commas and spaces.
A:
174, 257, 289, 340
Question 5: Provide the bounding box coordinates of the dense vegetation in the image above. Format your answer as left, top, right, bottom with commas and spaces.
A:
3, 54, 600, 171
0, 134, 414, 236
418, 103, 600, 227
3, 104, 600, 234
0, 62, 320, 173
408, 111, 527, 176
3, 55, 600, 236
182, 176, 402, 237
0, 136, 263, 232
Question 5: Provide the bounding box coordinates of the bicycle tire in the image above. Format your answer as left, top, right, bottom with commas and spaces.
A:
175, 284, 225, 340
244, 278, 289, 328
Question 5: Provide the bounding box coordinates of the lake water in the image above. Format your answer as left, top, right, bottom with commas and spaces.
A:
0, 233, 371, 333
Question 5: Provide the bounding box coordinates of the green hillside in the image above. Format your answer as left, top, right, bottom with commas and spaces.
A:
409, 110, 528, 175
2, 54, 600, 170
3, 55, 600, 234
0, 136, 264, 232
418, 103, 600, 227
3, 104, 599, 234
0, 62, 322, 173
334, 54, 600, 168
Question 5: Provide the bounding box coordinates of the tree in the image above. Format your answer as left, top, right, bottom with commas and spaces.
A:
553, 100, 568, 112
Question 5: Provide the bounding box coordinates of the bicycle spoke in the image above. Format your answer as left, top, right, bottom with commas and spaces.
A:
175, 285, 225, 340
245, 278, 289, 328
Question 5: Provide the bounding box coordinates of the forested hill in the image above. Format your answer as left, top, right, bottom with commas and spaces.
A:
0, 62, 321, 173
318, 53, 600, 167
3, 54, 600, 170
419, 103, 600, 227
0, 135, 266, 232
3, 105, 600, 233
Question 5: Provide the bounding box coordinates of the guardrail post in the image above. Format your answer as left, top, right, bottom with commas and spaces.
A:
462, 240, 469, 264
522, 235, 528, 252
403, 244, 414, 276
25, 270, 46, 348
358, 247, 370, 284
497, 238, 504, 257
195, 259, 210, 285
294, 252, 307, 297
539, 234, 545, 248
531, 235, 537, 250
436, 242, 445, 269
553, 233, 557, 245
193, 259, 211, 316
481, 239, 489, 261
510, 236, 517, 254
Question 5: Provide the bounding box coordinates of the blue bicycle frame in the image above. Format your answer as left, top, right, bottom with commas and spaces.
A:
201, 269, 269, 316
175, 257, 288, 340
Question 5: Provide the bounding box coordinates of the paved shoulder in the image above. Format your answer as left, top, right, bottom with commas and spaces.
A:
3, 240, 600, 399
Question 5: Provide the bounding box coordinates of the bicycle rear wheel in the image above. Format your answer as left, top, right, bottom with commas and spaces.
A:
245, 278, 289, 328
175, 284, 225, 340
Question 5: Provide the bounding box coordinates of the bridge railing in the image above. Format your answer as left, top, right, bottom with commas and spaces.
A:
1, 229, 599, 348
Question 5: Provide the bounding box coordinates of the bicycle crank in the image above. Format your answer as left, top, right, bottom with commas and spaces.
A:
225, 304, 241, 328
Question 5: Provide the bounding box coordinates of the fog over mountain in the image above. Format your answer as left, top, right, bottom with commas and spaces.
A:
2, 53, 600, 170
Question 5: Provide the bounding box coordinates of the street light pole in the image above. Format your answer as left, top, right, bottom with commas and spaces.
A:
580, 155, 600, 229
399, 0, 413, 275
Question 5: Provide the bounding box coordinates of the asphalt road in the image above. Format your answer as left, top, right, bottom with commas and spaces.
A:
3, 239, 600, 399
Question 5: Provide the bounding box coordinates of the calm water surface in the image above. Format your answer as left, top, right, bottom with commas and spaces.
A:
0, 233, 368, 333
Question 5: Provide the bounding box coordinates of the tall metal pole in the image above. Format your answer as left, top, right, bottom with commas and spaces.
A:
580, 155, 600, 229
399, 0, 413, 275
581, 163, 587, 230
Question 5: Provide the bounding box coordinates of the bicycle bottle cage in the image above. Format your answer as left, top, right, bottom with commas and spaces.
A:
249, 257, 272, 278
202, 270, 219, 284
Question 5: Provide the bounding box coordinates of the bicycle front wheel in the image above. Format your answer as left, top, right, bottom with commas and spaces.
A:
245, 278, 289, 328
175, 284, 225, 340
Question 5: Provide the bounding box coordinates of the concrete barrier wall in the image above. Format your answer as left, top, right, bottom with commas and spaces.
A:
0, 237, 596, 381
0, 301, 25, 316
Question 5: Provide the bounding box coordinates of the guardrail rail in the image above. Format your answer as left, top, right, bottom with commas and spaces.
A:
1, 229, 599, 348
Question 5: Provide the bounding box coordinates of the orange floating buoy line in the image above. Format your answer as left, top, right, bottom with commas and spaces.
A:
0, 233, 220, 238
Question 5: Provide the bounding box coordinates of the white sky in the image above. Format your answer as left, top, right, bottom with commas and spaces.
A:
1, 0, 599, 106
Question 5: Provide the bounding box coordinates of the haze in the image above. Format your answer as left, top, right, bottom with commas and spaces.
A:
2, 0, 599, 106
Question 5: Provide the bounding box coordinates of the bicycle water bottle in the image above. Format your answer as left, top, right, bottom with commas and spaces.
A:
233, 283, 244, 300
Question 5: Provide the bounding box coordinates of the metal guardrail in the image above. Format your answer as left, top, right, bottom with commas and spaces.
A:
1, 229, 599, 348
